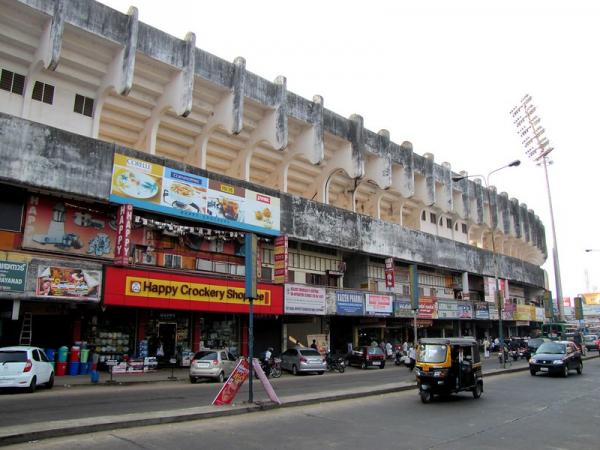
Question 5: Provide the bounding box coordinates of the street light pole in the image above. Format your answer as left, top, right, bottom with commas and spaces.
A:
453, 159, 520, 369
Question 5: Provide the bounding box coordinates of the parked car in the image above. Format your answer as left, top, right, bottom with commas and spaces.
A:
346, 346, 386, 369
280, 347, 326, 375
583, 334, 599, 352
0, 346, 54, 392
189, 349, 238, 383
529, 341, 582, 377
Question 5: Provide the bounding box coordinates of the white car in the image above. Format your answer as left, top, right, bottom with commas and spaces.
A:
0, 346, 54, 392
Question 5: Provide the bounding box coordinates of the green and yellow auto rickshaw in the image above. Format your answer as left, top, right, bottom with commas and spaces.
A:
415, 337, 483, 403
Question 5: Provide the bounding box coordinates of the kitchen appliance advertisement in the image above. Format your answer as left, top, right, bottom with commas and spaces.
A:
110, 154, 280, 235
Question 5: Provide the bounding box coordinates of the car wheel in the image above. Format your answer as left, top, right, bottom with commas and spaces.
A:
292, 365, 298, 376
576, 361, 583, 375
189, 376, 197, 384
27, 376, 37, 393
562, 365, 569, 378
361, 362, 367, 370
338, 365, 345, 374
420, 390, 432, 404
472, 382, 482, 399
380, 362, 385, 369
318, 371, 324, 375
46, 373, 54, 389
217, 372, 225, 383
530, 369, 536, 376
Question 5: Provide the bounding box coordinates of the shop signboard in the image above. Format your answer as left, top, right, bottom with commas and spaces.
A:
335, 291, 365, 315
484, 277, 496, 303
437, 300, 460, 319
0, 260, 28, 293
365, 293, 393, 316
535, 307, 545, 322
503, 302, 516, 320
393, 298, 413, 318
274, 236, 288, 284
475, 303, 490, 320
115, 204, 133, 266
458, 301, 473, 319
23, 195, 116, 259
110, 153, 280, 236
36, 266, 101, 301
488, 304, 499, 320
384, 257, 394, 288
514, 304, 532, 321
104, 267, 283, 314
417, 297, 436, 319
284, 284, 326, 315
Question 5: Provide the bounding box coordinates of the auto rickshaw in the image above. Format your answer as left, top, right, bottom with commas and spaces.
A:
415, 337, 483, 403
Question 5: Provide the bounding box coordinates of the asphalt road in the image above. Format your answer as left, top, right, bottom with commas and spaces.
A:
11, 357, 600, 450
0, 358, 526, 427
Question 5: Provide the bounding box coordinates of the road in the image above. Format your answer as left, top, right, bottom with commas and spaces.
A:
0, 358, 525, 427
10, 357, 600, 450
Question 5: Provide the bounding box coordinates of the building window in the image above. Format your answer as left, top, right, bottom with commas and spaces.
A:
306, 273, 327, 286
461, 223, 468, 234
421, 211, 426, 221
31, 81, 54, 104
446, 218, 452, 229
74, 94, 94, 117
430, 213, 437, 224
0, 69, 25, 95
439, 217, 443, 226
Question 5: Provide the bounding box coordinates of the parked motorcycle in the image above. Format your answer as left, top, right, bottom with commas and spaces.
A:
326, 354, 346, 373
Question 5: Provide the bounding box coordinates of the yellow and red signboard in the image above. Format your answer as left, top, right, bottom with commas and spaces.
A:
104, 267, 283, 314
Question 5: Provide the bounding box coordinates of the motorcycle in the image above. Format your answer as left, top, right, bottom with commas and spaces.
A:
394, 351, 404, 366
326, 354, 345, 373
261, 357, 282, 378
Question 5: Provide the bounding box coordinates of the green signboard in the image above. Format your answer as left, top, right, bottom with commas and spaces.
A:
0, 260, 28, 293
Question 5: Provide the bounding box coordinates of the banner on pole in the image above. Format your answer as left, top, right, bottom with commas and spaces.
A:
252, 359, 281, 405
212, 358, 250, 406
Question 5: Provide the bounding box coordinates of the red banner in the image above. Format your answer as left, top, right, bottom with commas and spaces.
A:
104, 267, 284, 314
212, 358, 249, 406
115, 204, 133, 266
417, 297, 436, 319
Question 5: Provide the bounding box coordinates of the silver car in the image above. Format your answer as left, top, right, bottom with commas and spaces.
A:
281, 347, 326, 375
189, 349, 237, 383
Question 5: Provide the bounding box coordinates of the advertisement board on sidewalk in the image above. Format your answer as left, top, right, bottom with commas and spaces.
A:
212, 358, 250, 406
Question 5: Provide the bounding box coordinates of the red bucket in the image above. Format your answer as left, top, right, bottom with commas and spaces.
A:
69, 346, 80, 362
56, 362, 67, 376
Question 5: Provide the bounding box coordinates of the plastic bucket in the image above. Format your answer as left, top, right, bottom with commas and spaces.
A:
79, 362, 90, 375
80, 348, 90, 363
56, 362, 67, 376
45, 348, 56, 362
90, 371, 100, 384
58, 346, 69, 363
69, 346, 81, 362
68, 361, 80, 376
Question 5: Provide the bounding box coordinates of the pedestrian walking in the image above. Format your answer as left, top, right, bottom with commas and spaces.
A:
484, 337, 490, 359
385, 341, 393, 359
402, 340, 409, 356
408, 346, 416, 371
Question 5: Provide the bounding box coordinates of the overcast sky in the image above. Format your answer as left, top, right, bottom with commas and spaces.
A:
99, 0, 600, 299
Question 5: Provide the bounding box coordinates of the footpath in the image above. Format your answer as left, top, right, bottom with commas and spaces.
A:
0, 354, 596, 446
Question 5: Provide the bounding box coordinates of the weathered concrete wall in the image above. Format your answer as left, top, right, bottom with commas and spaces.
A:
0, 114, 545, 289
342, 254, 370, 289
281, 194, 545, 287
0, 113, 114, 200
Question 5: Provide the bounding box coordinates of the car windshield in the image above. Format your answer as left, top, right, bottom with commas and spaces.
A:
536, 343, 566, 354
529, 339, 544, 347
299, 349, 321, 357
584, 335, 597, 342
418, 344, 447, 363
0, 351, 27, 363
367, 347, 384, 355
194, 351, 218, 360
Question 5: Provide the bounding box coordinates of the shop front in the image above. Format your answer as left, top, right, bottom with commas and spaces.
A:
103, 266, 283, 364
283, 284, 328, 352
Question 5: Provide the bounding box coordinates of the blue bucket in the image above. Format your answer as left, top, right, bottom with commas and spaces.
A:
45, 349, 56, 362
79, 362, 90, 375
68, 361, 80, 376
90, 371, 100, 384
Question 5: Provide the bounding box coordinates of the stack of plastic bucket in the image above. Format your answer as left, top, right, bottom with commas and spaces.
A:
79, 348, 90, 375
56, 346, 68, 376
68, 346, 80, 376
45, 349, 56, 371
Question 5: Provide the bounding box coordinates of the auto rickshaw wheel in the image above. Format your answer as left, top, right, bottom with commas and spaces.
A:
472, 382, 482, 399
420, 390, 432, 403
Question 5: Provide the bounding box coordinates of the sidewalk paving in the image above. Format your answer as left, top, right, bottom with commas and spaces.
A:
1, 354, 596, 447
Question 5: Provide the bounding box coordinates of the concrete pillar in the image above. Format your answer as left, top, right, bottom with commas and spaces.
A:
462, 272, 470, 299
343, 254, 370, 289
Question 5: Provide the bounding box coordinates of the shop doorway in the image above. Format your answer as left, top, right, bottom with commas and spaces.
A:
158, 322, 176, 361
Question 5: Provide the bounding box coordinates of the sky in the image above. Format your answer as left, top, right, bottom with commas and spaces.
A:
99, 0, 600, 299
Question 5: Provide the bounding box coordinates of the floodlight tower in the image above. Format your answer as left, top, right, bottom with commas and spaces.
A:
510, 94, 564, 321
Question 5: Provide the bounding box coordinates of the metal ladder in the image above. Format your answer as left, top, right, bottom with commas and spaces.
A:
19, 312, 32, 346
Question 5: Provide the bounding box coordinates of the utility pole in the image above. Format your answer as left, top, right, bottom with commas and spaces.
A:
510, 94, 564, 321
